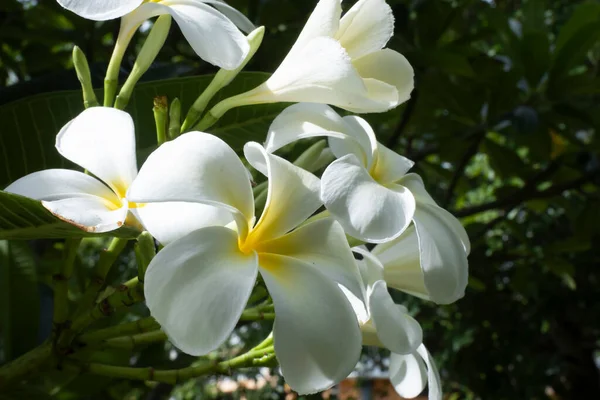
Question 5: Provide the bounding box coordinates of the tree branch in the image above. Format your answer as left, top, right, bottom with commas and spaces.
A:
387, 90, 418, 149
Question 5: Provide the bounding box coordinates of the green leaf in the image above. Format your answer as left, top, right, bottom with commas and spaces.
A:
554, 1, 600, 55
0, 72, 278, 188
0, 241, 40, 363
0, 191, 139, 240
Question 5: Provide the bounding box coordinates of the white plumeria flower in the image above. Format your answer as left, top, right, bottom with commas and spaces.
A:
57, 0, 254, 70
127, 132, 365, 394
240, 0, 413, 113
266, 102, 417, 242
341, 248, 440, 399
4, 107, 229, 238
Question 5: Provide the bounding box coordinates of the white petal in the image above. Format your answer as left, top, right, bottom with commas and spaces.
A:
339, 285, 370, 326
265, 103, 350, 154
56, 0, 143, 21
43, 195, 127, 233
203, 0, 255, 33
4, 169, 119, 204
321, 155, 416, 243
128, 132, 254, 236
328, 115, 377, 168
126, 1, 249, 70
144, 226, 258, 356
373, 225, 430, 300
335, 0, 394, 59
255, 218, 365, 301
257, 37, 392, 113
56, 107, 137, 198
417, 344, 442, 400
289, 0, 341, 53
412, 204, 469, 304
370, 142, 414, 185
400, 174, 471, 254
389, 350, 427, 399
259, 253, 362, 394
354, 49, 415, 107
369, 281, 422, 354
244, 142, 321, 243
133, 202, 234, 245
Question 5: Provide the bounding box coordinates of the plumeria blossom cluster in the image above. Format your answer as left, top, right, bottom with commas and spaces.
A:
3, 0, 470, 397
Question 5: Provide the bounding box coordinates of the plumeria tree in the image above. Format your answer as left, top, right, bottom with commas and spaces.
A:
1, 0, 599, 399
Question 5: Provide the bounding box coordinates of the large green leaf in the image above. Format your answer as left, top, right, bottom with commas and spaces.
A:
0, 71, 280, 189
0, 191, 138, 240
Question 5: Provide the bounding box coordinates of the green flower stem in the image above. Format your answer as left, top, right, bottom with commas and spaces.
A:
53, 239, 82, 329
104, 39, 129, 107
0, 341, 52, 388
252, 334, 274, 351
101, 330, 167, 350
153, 97, 169, 146
58, 277, 144, 352
73, 238, 129, 319
66, 346, 275, 384
240, 312, 275, 321
181, 26, 265, 132
168, 98, 182, 140
72, 46, 98, 108
293, 140, 327, 171
252, 181, 267, 197
78, 317, 160, 344
246, 285, 268, 305
114, 15, 172, 110
135, 232, 155, 283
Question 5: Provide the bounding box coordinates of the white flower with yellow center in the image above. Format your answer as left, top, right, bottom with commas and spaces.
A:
56, 0, 254, 70
234, 0, 413, 113
127, 132, 365, 394
4, 107, 229, 238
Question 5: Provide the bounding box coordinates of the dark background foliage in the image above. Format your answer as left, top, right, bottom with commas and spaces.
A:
1, 0, 599, 399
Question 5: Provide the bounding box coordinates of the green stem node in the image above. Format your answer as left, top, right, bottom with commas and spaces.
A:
78, 317, 160, 344
153, 97, 169, 145
53, 238, 82, 328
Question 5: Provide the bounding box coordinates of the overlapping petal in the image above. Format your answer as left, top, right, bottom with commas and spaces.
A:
335, 0, 394, 59
259, 253, 362, 394
57, 0, 143, 21
370, 142, 414, 185
56, 107, 137, 198
144, 227, 258, 356
43, 195, 128, 233
128, 132, 254, 235
244, 142, 321, 243
321, 154, 416, 242
255, 218, 364, 300
133, 202, 234, 245
290, 0, 341, 53
203, 0, 255, 33
390, 345, 442, 400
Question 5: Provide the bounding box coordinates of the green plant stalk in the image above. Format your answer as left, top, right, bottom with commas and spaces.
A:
153, 97, 169, 146
0, 341, 52, 388
181, 26, 265, 132
293, 140, 328, 171
73, 238, 129, 319
66, 346, 275, 384
114, 15, 172, 110
135, 232, 155, 283
104, 39, 129, 107
72, 46, 98, 108
168, 98, 181, 140
78, 317, 160, 344
246, 285, 268, 305
252, 334, 274, 351
58, 278, 144, 351
239, 312, 275, 321
53, 238, 82, 328
102, 330, 167, 350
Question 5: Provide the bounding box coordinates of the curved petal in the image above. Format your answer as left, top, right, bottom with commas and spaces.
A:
43, 195, 128, 233
389, 350, 427, 399
134, 202, 234, 245
56, 0, 143, 21
203, 0, 255, 33
259, 253, 361, 394
370, 142, 414, 185
369, 281, 422, 354
335, 0, 394, 59
255, 218, 365, 301
354, 49, 414, 107
321, 155, 416, 243
373, 225, 430, 301
290, 0, 341, 53
4, 169, 119, 204
265, 103, 351, 154
400, 173, 471, 254
144, 226, 258, 356
244, 142, 321, 243
328, 115, 377, 168
128, 132, 254, 236
257, 37, 393, 113
390, 344, 442, 400
412, 203, 469, 304
56, 107, 137, 198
